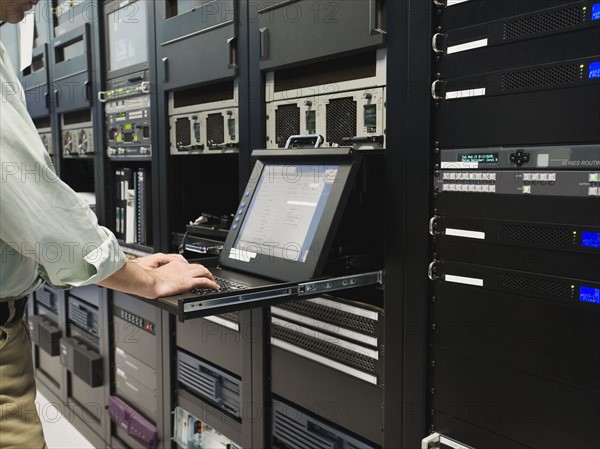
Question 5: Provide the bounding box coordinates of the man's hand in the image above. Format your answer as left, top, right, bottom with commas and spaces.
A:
99, 253, 219, 299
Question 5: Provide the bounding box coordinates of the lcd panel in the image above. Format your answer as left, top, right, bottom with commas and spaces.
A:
589, 62, 600, 79
108, 0, 148, 72
592, 3, 600, 21
580, 286, 600, 304
581, 232, 600, 248
233, 164, 339, 263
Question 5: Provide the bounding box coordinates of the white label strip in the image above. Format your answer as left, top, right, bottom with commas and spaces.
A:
445, 274, 484, 287
445, 228, 486, 240
447, 0, 472, 5
271, 338, 378, 385
271, 307, 378, 347
441, 162, 479, 169
440, 435, 474, 449
446, 88, 486, 100
307, 297, 379, 321
272, 317, 379, 359
203, 315, 240, 332
447, 38, 488, 55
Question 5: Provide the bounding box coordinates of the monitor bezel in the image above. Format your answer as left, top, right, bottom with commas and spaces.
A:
104, 0, 150, 79
220, 151, 360, 282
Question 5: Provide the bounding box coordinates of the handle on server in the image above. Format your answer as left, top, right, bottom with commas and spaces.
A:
369, 0, 386, 35
429, 216, 441, 236
422, 433, 475, 449
431, 79, 445, 101
162, 57, 169, 83
228, 37, 237, 69
432, 33, 446, 54
428, 260, 440, 281
259, 27, 269, 60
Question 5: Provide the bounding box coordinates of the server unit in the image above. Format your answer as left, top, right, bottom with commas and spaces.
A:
61, 286, 107, 439
168, 80, 239, 155
110, 292, 162, 449
265, 50, 387, 150
270, 295, 385, 447
29, 285, 65, 400
427, 1, 600, 447
272, 398, 380, 449
61, 109, 94, 157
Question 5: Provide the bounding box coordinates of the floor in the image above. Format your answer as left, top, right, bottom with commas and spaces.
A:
37, 390, 95, 449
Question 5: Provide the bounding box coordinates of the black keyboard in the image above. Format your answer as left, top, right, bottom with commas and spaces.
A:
190, 277, 247, 296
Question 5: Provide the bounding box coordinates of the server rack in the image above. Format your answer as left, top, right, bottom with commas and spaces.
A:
427, 1, 600, 447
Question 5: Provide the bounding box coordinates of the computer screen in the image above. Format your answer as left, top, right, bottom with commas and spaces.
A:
232, 164, 340, 264
107, 0, 148, 72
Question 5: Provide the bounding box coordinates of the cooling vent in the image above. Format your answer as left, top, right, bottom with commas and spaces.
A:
497, 273, 573, 301
502, 64, 581, 91
177, 358, 219, 402
175, 118, 191, 147
497, 223, 575, 248
326, 97, 357, 146
206, 113, 225, 144
219, 312, 240, 324
503, 7, 581, 40
68, 302, 98, 336
36, 288, 57, 312
275, 104, 300, 148
176, 351, 242, 418
272, 325, 375, 373
277, 301, 376, 335
273, 411, 336, 449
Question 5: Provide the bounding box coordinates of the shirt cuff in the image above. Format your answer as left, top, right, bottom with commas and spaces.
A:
70, 227, 126, 287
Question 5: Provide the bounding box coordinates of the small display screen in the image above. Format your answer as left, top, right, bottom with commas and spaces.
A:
592, 3, 600, 20
108, 0, 148, 72
589, 62, 600, 79
306, 111, 316, 135
581, 232, 600, 248
364, 105, 377, 132
580, 286, 600, 304
124, 123, 132, 131
459, 153, 499, 163
228, 118, 236, 140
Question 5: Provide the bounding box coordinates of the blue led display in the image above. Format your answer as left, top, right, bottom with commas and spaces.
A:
590, 62, 600, 79
581, 232, 600, 248
592, 3, 600, 20
580, 286, 600, 304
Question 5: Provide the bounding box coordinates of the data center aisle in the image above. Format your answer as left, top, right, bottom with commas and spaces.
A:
36, 391, 95, 449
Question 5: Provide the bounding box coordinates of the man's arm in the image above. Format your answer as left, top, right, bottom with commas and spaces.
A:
98, 253, 219, 299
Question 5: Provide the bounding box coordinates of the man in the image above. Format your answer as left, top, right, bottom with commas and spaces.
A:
0, 1, 218, 447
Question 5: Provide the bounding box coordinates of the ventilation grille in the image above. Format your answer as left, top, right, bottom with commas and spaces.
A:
502, 64, 581, 91
326, 97, 357, 146
497, 273, 573, 301
177, 359, 218, 402
219, 312, 240, 324
68, 303, 98, 336
206, 113, 224, 145
497, 223, 575, 248
176, 351, 242, 418
275, 104, 300, 148
277, 301, 377, 335
272, 325, 376, 373
36, 288, 57, 313
273, 411, 336, 449
175, 117, 191, 147
503, 6, 581, 40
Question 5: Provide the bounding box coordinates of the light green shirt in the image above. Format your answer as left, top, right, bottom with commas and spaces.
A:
0, 42, 125, 299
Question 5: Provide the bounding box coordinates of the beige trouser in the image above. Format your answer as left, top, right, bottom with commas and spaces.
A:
0, 319, 47, 449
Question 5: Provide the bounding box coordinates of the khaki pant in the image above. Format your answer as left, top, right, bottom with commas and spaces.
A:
0, 319, 47, 449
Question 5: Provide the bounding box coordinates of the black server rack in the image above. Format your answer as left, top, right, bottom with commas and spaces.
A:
60, 285, 108, 444
270, 295, 385, 447
427, 1, 600, 448
175, 314, 243, 444
110, 292, 162, 449
29, 285, 66, 401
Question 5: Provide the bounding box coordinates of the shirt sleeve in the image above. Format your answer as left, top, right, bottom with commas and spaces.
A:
0, 77, 126, 288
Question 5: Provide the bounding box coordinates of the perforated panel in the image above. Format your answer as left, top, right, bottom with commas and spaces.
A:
219, 312, 239, 323
497, 273, 573, 301
175, 117, 191, 147
277, 301, 377, 335
206, 113, 224, 144
502, 64, 581, 91
497, 223, 576, 247
503, 7, 581, 40
326, 97, 357, 146
275, 104, 300, 148
272, 325, 376, 373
